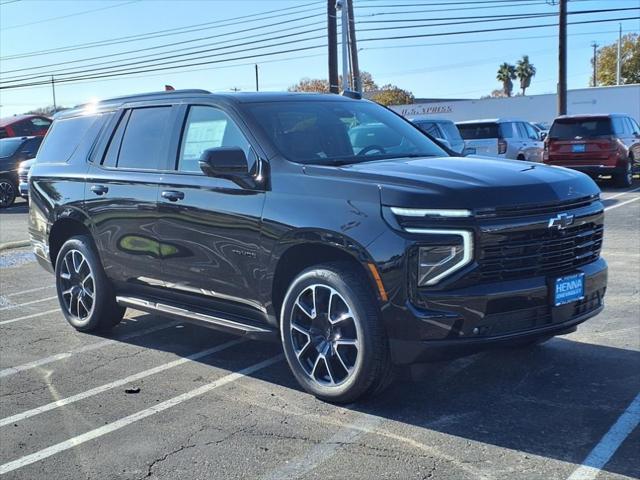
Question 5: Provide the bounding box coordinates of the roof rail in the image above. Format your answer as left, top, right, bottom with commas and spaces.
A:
74, 89, 211, 109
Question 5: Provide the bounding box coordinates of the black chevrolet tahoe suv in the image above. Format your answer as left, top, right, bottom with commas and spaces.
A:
29, 90, 607, 403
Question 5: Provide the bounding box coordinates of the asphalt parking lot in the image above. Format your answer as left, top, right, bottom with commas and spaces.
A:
0, 185, 638, 480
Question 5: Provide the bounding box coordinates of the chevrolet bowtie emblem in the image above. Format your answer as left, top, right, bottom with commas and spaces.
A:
548, 213, 575, 230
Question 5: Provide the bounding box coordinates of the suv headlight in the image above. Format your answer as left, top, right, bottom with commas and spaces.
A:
406, 229, 473, 286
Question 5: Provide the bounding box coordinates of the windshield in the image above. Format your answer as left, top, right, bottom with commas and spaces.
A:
0, 138, 23, 158
246, 100, 447, 165
549, 118, 612, 139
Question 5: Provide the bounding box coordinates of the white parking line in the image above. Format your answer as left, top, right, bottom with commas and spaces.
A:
261, 414, 383, 480
4, 285, 54, 298
0, 338, 245, 428
601, 186, 640, 200
0, 295, 57, 311
604, 196, 640, 212
0, 354, 283, 475
0, 309, 60, 326
0, 320, 180, 378
567, 392, 640, 480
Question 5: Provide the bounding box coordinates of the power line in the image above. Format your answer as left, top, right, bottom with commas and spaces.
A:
0, 11, 552, 79
2, 14, 636, 91
0, 0, 140, 31
0, 15, 326, 77
358, 7, 639, 23
0, 1, 324, 61
3, 7, 634, 84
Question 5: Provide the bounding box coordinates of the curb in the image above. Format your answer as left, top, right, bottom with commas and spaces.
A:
0, 240, 30, 252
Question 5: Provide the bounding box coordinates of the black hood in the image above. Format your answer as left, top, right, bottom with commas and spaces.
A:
306, 156, 600, 210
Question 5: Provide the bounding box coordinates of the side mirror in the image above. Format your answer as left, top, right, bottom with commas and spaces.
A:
539, 132, 547, 141
199, 147, 249, 178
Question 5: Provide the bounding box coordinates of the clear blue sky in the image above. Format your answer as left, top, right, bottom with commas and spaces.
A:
0, 0, 638, 115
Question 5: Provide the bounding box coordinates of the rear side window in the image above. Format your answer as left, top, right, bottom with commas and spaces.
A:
36, 114, 101, 163
0, 138, 23, 158
113, 107, 171, 170
458, 123, 500, 139
612, 117, 627, 135
415, 122, 440, 138
439, 121, 463, 142
549, 118, 612, 139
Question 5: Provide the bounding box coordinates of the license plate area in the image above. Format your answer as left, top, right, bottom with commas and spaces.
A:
572, 143, 586, 153
553, 273, 585, 306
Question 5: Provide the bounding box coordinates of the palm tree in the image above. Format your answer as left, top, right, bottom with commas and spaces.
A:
496, 63, 516, 97
516, 55, 537, 95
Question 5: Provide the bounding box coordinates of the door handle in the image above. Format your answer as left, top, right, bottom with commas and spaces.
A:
161, 190, 185, 202
90, 184, 108, 196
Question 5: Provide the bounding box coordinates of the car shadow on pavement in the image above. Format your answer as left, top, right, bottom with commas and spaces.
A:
102, 315, 639, 478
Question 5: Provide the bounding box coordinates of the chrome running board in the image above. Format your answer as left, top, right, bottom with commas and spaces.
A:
116, 296, 276, 340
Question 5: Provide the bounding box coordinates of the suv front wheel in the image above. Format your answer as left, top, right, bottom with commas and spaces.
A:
280, 262, 393, 403
55, 235, 125, 332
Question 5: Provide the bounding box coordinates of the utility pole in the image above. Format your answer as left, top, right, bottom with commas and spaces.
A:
255, 64, 259, 92
327, 0, 339, 94
557, 0, 567, 115
616, 23, 622, 85
338, 0, 350, 91
591, 42, 598, 87
51, 75, 57, 112
346, 0, 361, 93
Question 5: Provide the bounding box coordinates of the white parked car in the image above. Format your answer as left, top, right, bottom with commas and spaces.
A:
456, 118, 544, 162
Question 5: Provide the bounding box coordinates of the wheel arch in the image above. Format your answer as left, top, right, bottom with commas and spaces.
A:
267, 230, 385, 323
48, 214, 93, 267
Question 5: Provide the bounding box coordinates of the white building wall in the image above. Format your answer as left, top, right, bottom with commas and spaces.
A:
392, 84, 640, 125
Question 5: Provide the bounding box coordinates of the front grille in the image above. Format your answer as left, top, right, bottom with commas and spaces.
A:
478, 221, 603, 282
475, 195, 599, 219
18, 171, 28, 183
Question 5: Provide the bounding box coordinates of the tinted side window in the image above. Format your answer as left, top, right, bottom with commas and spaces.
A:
117, 107, 171, 170
102, 111, 130, 168
178, 106, 251, 173
629, 118, 640, 134
11, 120, 32, 136
500, 123, 515, 139
612, 117, 627, 135
458, 123, 500, 139
415, 122, 440, 138
37, 115, 101, 163
523, 123, 539, 140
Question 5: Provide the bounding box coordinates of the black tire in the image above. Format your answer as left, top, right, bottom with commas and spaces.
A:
0, 177, 17, 208
613, 160, 633, 188
280, 261, 393, 403
55, 235, 125, 332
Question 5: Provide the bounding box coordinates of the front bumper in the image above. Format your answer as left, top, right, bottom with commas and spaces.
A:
386, 257, 607, 364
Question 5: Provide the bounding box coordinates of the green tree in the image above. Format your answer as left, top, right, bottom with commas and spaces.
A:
370, 84, 415, 106
288, 71, 378, 93
496, 62, 516, 97
515, 55, 536, 95
594, 33, 640, 86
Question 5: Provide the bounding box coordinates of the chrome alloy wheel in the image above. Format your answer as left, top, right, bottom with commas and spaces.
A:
0, 180, 15, 207
289, 285, 362, 386
58, 249, 96, 321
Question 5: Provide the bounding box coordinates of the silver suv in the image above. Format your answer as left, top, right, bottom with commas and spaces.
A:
410, 118, 465, 154
457, 118, 543, 162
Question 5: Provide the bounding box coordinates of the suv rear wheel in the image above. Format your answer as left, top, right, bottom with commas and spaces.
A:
55, 235, 125, 332
0, 178, 17, 208
614, 160, 633, 188
280, 262, 393, 403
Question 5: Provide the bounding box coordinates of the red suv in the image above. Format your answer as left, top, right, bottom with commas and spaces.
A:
0, 115, 52, 139
543, 114, 640, 187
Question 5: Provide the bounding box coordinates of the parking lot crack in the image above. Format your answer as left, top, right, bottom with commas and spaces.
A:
140, 443, 196, 479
